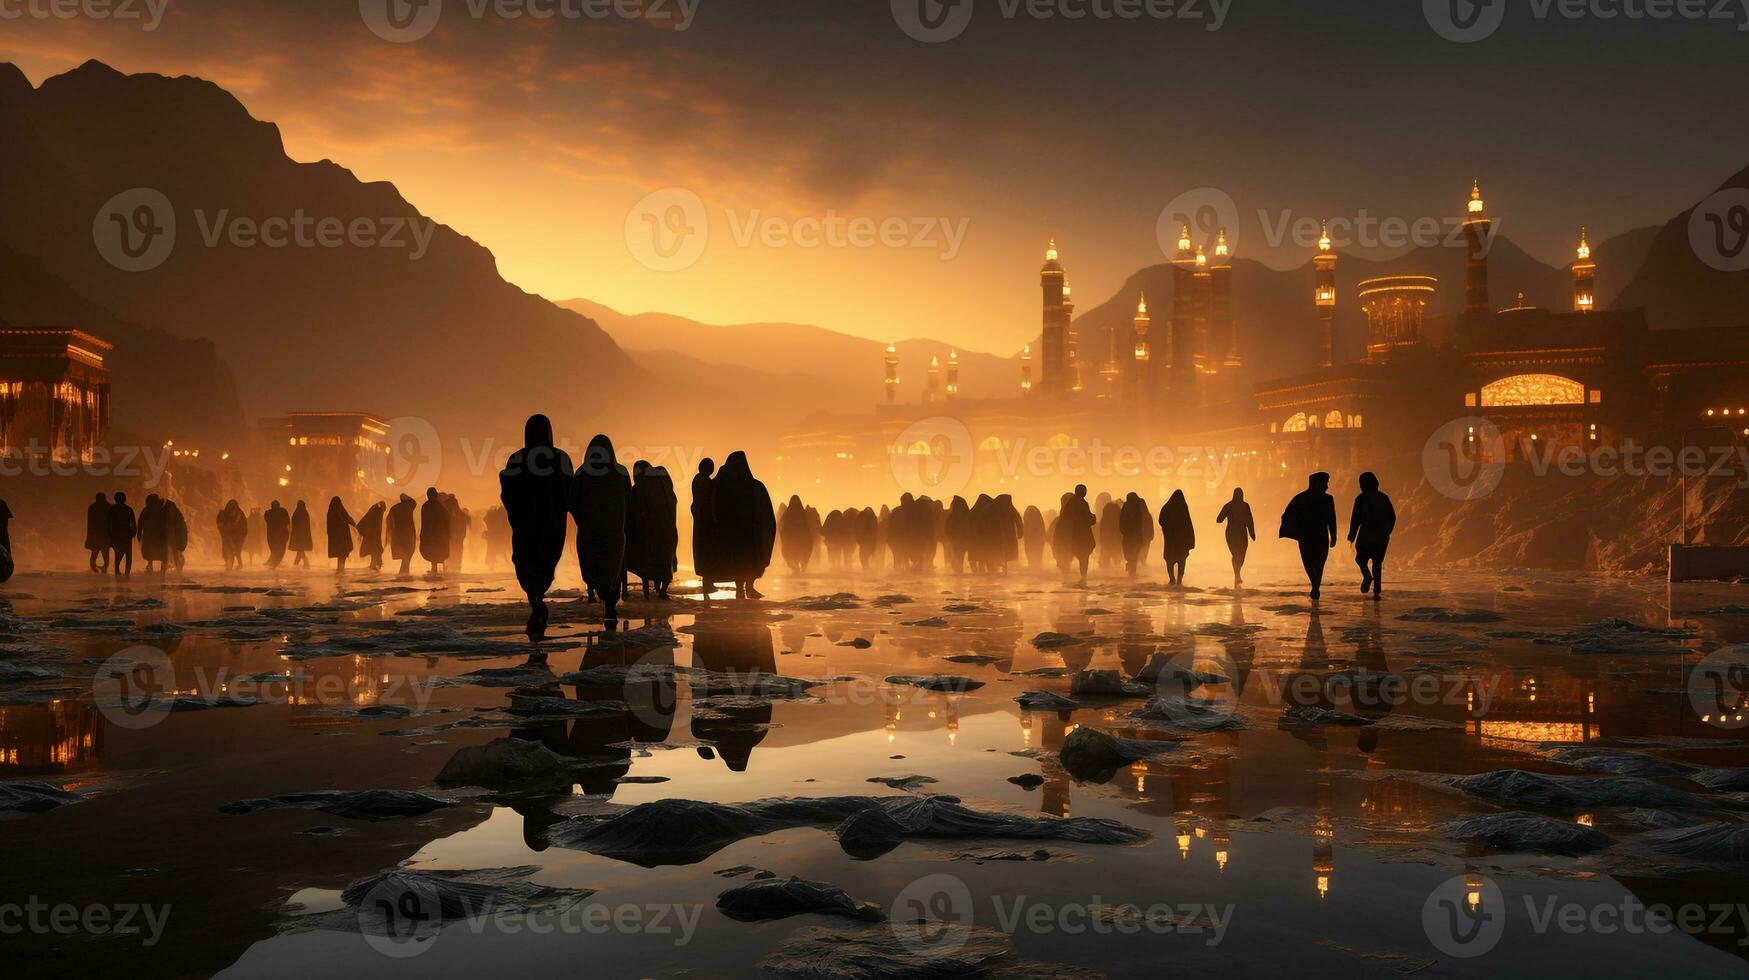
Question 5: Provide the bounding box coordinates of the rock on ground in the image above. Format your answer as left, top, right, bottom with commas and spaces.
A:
884, 675, 985, 693
1433, 811, 1616, 856
1069, 670, 1148, 699
0, 780, 80, 812
435, 737, 574, 789
1057, 727, 1180, 782
1443, 769, 1705, 811
716, 876, 885, 923
219, 789, 455, 822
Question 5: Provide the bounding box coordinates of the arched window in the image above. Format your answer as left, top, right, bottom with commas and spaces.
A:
1282, 413, 1308, 433
1325, 410, 1345, 429
1480, 374, 1585, 407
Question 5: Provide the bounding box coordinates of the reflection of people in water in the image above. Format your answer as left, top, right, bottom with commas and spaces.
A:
689, 614, 777, 772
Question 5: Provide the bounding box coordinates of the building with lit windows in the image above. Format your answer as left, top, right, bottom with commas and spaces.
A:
0, 328, 112, 462
259, 411, 393, 499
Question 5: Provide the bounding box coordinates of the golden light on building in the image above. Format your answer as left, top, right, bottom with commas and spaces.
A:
1469, 178, 1486, 215
1214, 228, 1229, 259
1318, 220, 1332, 253
1194, 246, 1208, 269
1177, 223, 1193, 254
1045, 239, 1058, 262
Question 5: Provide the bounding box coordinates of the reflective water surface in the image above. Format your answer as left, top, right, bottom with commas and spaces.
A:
3, 559, 1748, 978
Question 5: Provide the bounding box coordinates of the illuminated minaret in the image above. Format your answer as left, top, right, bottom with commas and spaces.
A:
1170, 224, 1198, 393
1064, 282, 1082, 393
1213, 229, 1240, 370
925, 355, 942, 403
1462, 179, 1492, 319
1020, 344, 1033, 393
945, 349, 961, 399
884, 341, 899, 405
1128, 293, 1151, 400
1572, 227, 1596, 313
1314, 222, 1337, 369
1100, 323, 1121, 398
1040, 240, 1070, 395
1193, 246, 1212, 375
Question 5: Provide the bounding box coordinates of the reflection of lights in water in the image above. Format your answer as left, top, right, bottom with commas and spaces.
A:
1464, 871, 1487, 912
1177, 833, 1191, 859
1129, 760, 1147, 793
1576, 813, 1594, 827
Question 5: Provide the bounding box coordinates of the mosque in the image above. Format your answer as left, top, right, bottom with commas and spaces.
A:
777, 181, 1749, 504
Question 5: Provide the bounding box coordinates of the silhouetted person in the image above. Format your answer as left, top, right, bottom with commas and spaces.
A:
216, 500, 246, 571
1023, 505, 1046, 569
86, 493, 110, 572
164, 499, 188, 572
712, 451, 775, 600
779, 495, 813, 573
571, 434, 631, 626
692, 459, 721, 597
289, 500, 314, 568
500, 414, 574, 641
326, 496, 356, 573
387, 493, 417, 575
855, 507, 879, 570
138, 494, 167, 574
107, 492, 136, 577
445, 494, 469, 571
1055, 486, 1097, 584
1158, 490, 1195, 587
995, 494, 1023, 571
631, 461, 678, 600
246, 507, 266, 566
1215, 488, 1256, 587
1281, 472, 1338, 600
419, 488, 450, 574
357, 501, 386, 571
264, 500, 290, 568
483, 505, 510, 569
1098, 499, 1123, 571
945, 496, 974, 572
1118, 492, 1151, 575
1349, 472, 1397, 600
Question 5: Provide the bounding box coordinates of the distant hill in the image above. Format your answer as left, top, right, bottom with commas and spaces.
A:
1614, 163, 1749, 329
0, 60, 639, 471
562, 298, 1021, 406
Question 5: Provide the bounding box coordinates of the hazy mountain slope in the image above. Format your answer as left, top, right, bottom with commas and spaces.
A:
1614, 164, 1749, 329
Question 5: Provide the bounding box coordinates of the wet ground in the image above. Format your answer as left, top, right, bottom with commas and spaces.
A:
3, 556, 1749, 978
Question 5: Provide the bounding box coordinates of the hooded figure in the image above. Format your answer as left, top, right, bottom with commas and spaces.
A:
1098, 500, 1124, 570
995, 495, 1023, 571
691, 459, 721, 595
420, 488, 451, 571
630, 463, 678, 599
289, 500, 314, 566
388, 493, 417, 574
570, 434, 632, 624
326, 496, 356, 570
444, 494, 469, 571
1348, 472, 1396, 599
138, 494, 168, 572
1157, 490, 1195, 587
1215, 488, 1256, 586
1118, 493, 1151, 575
164, 499, 188, 571
217, 500, 247, 571
945, 496, 974, 572
86, 493, 110, 572
264, 501, 291, 568
1281, 472, 1338, 600
711, 451, 775, 599
856, 507, 879, 570
357, 501, 387, 570
500, 414, 574, 640
779, 495, 813, 573
1054, 486, 1097, 584
1023, 505, 1047, 569
107, 492, 136, 576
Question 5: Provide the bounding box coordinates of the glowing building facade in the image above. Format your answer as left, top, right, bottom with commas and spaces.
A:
0, 329, 112, 462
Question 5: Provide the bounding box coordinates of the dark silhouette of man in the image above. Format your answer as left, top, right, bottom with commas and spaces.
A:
500, 414, 574, 641
138, 494, 167, 574
711, 451, 775, 600
327, 496, 356, 574
1118, 492, 1151, 575
264, 500, 290, 568
570, 434, 631, 626
1055, 485, 1097, 584
387, 493, 417, 575
357, 501, 386, 571
164, 499, 188, 571
779, 495, 812, 573
1348, 471, 1397, 600
1157, 490, 1195, 587
692, 459, 719, 598
1281, 472, 1338, 600
107, 492, 136, 577
289, 500, 314, 567
630, 463, 678, 599
420, 488, 451, 574
86, 493, 110, 572
1215, 488, 1256, 587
